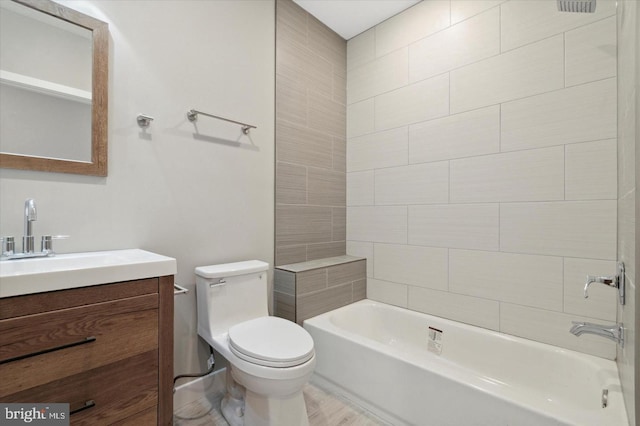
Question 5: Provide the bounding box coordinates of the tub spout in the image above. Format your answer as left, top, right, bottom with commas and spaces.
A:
569, 321, 623, 346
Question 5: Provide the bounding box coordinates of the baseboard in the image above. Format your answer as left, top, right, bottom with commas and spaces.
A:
173, 368, 227, 412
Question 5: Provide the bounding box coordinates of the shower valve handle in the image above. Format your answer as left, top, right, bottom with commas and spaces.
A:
583, 262, 626, 305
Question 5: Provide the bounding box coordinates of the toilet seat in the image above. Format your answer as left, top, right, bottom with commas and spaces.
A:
228, 316, 314, 368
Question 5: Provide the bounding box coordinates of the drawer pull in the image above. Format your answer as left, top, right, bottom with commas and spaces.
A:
70, 400, 96, 415
0, 336, 97, 365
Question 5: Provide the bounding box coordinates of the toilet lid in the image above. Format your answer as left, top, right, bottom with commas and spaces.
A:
228, 317, 314, 368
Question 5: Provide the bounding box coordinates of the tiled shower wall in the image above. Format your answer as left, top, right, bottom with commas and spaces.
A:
346, 0, 619, 359
275, 0, 347, 266
616, 1, 638, 424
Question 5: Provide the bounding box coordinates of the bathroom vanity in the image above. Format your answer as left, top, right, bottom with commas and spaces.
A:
0, 249, 176, 425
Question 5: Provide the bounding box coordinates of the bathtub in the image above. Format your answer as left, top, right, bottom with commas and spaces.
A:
303, 299, 628, 426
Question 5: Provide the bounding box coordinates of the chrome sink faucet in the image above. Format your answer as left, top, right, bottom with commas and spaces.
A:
1, 198, 68, 261
23, 198, 37, 254
570, 321, 623, 347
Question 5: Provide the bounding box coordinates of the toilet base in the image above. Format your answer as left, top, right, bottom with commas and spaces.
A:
221, 368, 245, 426
244, 389, 310, 426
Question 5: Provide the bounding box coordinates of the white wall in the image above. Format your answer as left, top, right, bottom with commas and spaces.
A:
346, 0, 619, 359
0, 0, 275, 378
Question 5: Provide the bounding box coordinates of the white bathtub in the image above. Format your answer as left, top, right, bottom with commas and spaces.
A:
303, 299, 628, 426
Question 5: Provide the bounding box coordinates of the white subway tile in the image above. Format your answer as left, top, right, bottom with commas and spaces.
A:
347, 99, 375, 138
618, 190, 635, 284
409, 105, 500, 163
347, 127, 408, 172
501, 0, 616, 52
565, 139, 617, 200
450, 249, 563, 311
374, 243, 448, 290
346, 241, 374, 277
367, 278, 408, 308
563, 258, 617, 321
375, 74, 450, 131
565, 16, 617, 87
450, 35, 564, 113
347, 48, 408, 104
500, 303, 616, 359
618, 0, 637, 199
450, 146, 564, 202
451, 0, 505, 24
347, 171, 374, 206
409, 8, 500, 83
409, 204, 499, 250
375, 162, 449, 205
408, 286, 500, 331
500, 201, 617, 259
375, 0, 450, 58
619, 87, 636, 197
347, 206, 407, 244
347, 28, 375, 71
501, 78, 617, 152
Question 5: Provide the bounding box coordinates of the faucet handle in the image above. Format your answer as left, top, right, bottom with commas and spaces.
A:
584, 275, 615, 298
583, 262, 626, 305
41, 235, 69, 254
1, 236, 15, 256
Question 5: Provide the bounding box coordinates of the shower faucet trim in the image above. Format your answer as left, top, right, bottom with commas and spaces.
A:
584, 262, 625, 305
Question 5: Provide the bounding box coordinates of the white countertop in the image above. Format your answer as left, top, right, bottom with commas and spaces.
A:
0, 249, 177, 298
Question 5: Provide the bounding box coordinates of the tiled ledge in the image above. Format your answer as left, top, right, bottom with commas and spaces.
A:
274, 256, 367, 325
277, 255, 364, 273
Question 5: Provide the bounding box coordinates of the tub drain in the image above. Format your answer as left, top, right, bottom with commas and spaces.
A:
602, 389, 608, 408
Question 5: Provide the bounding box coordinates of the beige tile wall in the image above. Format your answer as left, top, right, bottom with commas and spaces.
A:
616, 1, 638, 425
274, 257, 366, 324
347, 0, 619, 359
275, 0, 347, 266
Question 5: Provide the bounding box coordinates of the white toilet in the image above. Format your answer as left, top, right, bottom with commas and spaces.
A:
196, 260, 315, 426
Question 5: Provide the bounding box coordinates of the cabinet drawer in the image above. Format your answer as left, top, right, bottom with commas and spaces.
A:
0, 278, 159, 320
0, 294, 158, 397
3, 350, 158, 425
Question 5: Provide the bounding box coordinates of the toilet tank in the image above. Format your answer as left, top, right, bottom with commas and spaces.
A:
196, 260, 269, 339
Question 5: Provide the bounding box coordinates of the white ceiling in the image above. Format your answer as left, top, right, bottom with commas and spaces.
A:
293, 0, 421, 40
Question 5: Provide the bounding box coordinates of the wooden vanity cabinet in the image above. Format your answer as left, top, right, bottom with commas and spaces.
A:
0, 276, 174, 425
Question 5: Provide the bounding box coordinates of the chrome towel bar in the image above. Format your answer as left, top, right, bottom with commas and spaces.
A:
187, 109, 256, 134
174, 283, 189, 295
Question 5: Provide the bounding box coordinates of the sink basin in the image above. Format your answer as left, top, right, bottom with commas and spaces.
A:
0, 249, 177, 298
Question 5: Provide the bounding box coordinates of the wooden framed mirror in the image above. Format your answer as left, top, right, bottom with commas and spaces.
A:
0, 0, 108, 176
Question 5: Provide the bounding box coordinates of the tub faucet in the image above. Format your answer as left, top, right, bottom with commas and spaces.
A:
570, 321, 623, 346
23, 198, 37, 253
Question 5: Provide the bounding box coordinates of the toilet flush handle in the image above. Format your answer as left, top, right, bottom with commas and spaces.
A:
209, 278, 226, 288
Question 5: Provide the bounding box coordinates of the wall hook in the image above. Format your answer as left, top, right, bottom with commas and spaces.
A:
137, 114, 155, 128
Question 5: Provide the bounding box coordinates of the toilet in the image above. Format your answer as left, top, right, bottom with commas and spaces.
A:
196, 260, 315, 426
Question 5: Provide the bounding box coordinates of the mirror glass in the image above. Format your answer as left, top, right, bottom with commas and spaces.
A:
0, 0, 108, 176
